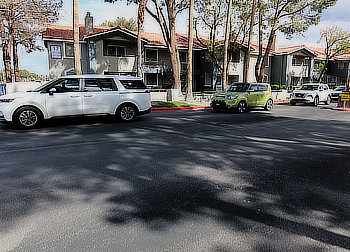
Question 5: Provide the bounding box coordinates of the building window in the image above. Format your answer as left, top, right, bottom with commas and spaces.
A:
117, 46, 126, 57
145, 49, 158, 62
50, 45, 62, 59
146, 73, 158, 86
105, 44, 126, 57
179, 51, 187, 63
64, 43, 74, 58
205, 72, 211, 86
231, 50, 240, 63
337, 61, 345, 69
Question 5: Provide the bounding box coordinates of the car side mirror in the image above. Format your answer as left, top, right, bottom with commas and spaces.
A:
48, 88, 56, 96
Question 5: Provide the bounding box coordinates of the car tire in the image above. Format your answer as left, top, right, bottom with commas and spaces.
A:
117, 104, 138, 122
13, 106, 42, 129
313, 96, 319, 106
264, 99, 273, 111
212, 107, 221, 112
325, 95, 331, 105
290, 102, 296, 106
237, 101, 247, 113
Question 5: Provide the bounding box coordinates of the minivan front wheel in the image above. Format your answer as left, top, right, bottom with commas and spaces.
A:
237, 101, 247, 113
14, 106, 42, 129
117, 104, 137, 122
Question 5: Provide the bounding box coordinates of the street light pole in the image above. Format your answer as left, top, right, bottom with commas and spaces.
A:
73, 0, 81, 75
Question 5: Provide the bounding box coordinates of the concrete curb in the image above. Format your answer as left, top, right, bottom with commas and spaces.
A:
274, 100, 290, 104
331, 107, 350, 111
152, 106, 211, 112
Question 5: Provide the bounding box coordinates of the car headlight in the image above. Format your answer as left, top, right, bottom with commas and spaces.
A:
0, 98, 15, 103
227, 95, 238, 100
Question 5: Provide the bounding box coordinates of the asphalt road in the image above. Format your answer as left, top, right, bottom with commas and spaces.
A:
0, 104, 349, 252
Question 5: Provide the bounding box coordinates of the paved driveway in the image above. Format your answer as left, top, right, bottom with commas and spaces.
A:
0, 104, 349, 251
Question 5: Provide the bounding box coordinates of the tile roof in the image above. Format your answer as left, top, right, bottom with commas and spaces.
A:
42, 24, 350, 59
43, 24, 206, 49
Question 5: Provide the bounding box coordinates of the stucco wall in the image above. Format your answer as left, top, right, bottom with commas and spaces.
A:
46, 41, 88, 79
95, 38, 137, 74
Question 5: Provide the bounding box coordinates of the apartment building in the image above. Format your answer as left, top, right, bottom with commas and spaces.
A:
42, 13, 350, 91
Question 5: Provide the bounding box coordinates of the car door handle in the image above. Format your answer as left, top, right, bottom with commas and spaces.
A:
70, 95, 80, 98
83, 94, 93, 97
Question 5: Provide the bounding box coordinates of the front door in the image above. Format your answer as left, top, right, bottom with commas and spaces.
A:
44, 78, 82, 117
247, 84, 259, 107
82, 78, 120, 115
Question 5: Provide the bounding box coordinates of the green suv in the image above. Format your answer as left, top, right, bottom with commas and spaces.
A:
211, 83, 274, 113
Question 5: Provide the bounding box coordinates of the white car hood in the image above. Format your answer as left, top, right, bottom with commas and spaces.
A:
0, 92, 32, 99
293, 90, 316, 95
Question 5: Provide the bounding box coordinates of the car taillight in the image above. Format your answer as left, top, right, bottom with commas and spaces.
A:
145, 90, 151, 93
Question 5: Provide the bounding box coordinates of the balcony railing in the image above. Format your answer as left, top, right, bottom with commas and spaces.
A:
290, 65, 309, 77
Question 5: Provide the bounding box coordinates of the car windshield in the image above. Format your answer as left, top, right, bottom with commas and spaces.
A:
300, 85, 319, 90
334, 86, 345, 91
226, 83, 250, 92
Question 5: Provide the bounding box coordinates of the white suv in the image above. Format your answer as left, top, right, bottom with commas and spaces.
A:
0, 75, 151, 128
290, 83, 331, 106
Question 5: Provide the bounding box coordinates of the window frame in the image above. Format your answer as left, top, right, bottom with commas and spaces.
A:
50, 45, 62, 59
145, 49, 159, 62
83, 78, 118, 92
63, 42, 74, 58
40, 78, 81, 93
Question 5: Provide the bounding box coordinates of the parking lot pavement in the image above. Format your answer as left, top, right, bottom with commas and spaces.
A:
0, 104, 350, 251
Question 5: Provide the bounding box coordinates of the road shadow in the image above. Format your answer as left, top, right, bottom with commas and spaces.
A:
0, 110, 349, 250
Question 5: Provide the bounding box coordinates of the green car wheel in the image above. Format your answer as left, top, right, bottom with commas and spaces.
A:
237, 101, 247, 113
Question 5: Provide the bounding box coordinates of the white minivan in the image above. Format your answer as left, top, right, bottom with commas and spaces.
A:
0, 75, 151, 128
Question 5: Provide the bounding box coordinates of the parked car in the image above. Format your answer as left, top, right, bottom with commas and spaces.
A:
330, 86, 346, 102
211, 83, 274, 113
290, 83, 331, 106
0, 75, 151, 128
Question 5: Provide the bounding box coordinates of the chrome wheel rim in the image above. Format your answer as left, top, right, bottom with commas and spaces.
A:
19, 110, 38, 127
266, 100, 273, 110
120, 106, 135, 121
238, 102, 246, 113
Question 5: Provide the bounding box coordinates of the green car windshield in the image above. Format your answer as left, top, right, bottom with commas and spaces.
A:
226, 83, 250, 92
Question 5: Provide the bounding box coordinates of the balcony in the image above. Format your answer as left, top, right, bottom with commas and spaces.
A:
290, 65, 309, 77
115, 56, 136, 72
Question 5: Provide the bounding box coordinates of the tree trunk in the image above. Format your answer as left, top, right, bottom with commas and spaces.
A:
244, 0, 256, 82
73, 0, 81, 75
222, 0, 232, 90
257, 27, 277, 83
137, 0, 147, 77
318, 59, 328, 83
2, 41, 12, 83
13, 40, 20, 82
255, 2, 262, 81
186, 0, 194, 101
0, 21, 12, 83
167, 0, 181, 90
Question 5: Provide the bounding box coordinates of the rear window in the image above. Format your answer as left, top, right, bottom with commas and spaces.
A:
119, 80, 146, 89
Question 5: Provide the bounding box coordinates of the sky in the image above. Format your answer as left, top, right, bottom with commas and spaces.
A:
13, 0, 350, 76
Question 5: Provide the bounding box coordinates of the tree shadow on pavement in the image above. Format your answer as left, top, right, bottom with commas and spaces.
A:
0, 111, 349, 250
